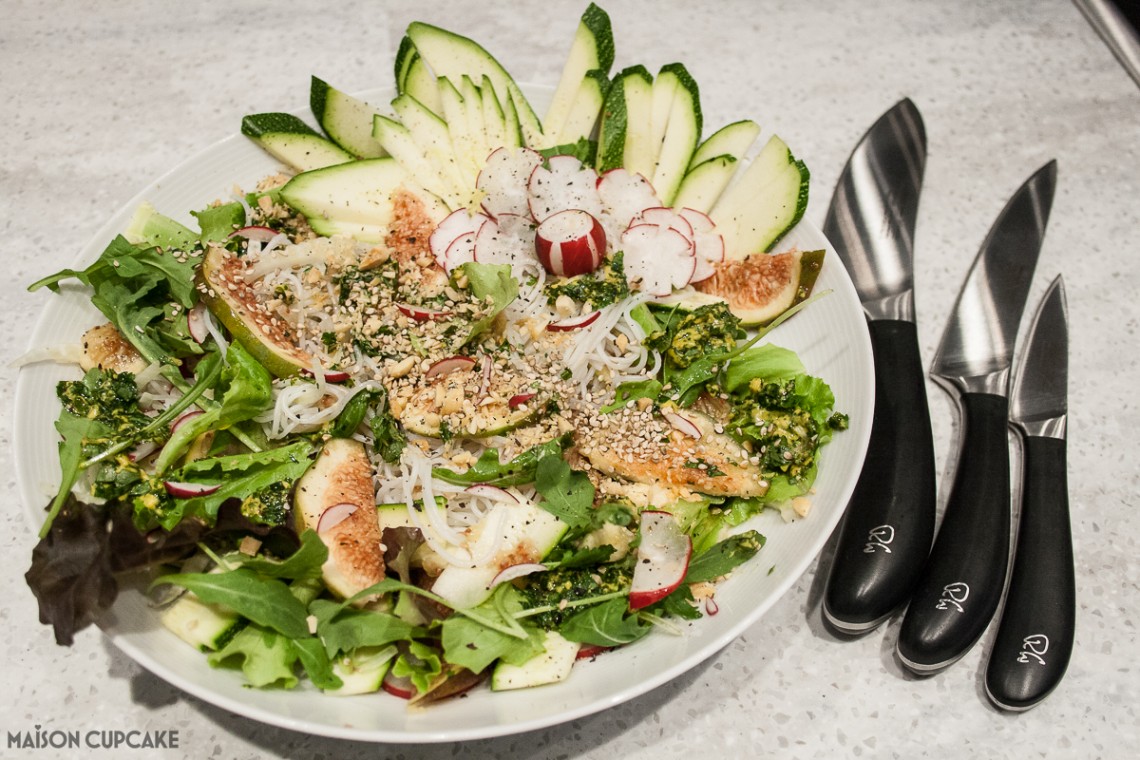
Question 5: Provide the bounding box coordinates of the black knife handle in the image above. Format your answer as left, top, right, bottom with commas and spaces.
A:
985, 435, 1074, 710
823, 320, 937, 634
897, 392, 1011, 673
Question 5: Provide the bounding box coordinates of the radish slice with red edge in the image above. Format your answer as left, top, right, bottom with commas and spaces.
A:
663, 409, 702, 439
464, 484, 520, 503
534, 209, 606, 276
396, 303, 451, 322
187, 302, 209, 344
705, 597, 719, 616
635, 207, 694, 240
301, 367, 350, 384
382, 671, 415, 700
528, 155, 602, 222
472, 214, 540, 272
576, 644, 612, 660
489, 563, 547, 588
477, 146, 544, 219
621, 224, 696, 296
228, 225, 278, 243
164, 481, 222, 498
128, 440, 157, 462
425, 355, 476, 379
546, 311, 601, 331
171, 409, 205, 434
629, 510, 692, 610
442, 228, 481, 273
508, 392, 537, 409
429, 209, 489, 268
678, 207, 725, 283
317, 502, 358, 533
597, 169, 661, 231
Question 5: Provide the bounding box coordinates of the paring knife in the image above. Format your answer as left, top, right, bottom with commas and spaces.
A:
821, 99, 937, 634
985, 276, 1074, 711
896, 160, 1057, 674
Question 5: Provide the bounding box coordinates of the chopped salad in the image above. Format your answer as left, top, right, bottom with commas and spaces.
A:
23, 3, 846, 702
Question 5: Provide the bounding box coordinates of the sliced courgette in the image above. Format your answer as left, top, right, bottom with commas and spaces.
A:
160, 588, 245, 652
651, 63, 702, 206
557, 69, 609, 144
310, 76, 387, 159
491, 631, 580, 691
542, 2, 615, 145
405, 21, 545, 147
690, 119, 761, 168
671, 154, 737, 214
595, 65, 653, 176
241, 113, 353, 173
709, 135, 810, 258
280, 156, 449, 242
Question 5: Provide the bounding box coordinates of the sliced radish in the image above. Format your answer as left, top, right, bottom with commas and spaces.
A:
679, 207, 725, 283
464, 484, 520, 503
634, 207, 695, 240
705, 597, 720, 616
663, 409, 702, 439
443, 228, 481, 273
597, 169, 662, 236
425, 355, 476, 379
171, 409, 205, 434
477, 146, 544, 219
187, 302, 209, 344
228, 225, 278, 243
621, 224, 697, 296
629, 511, 692, 610
546, 311, 601, 331
534, 209, 606, 277
528, 155, 602, 223
508, 392, 537, 409
317, 502, 358, 533
473, 214, 540, 272
301, 367, 351, 384
489, 563, 547, 588
576, 644, 612, 660
397, 303, 451, 322
128, 440, 158, 462
164, 481, 222, 498
429, 209, 489, 268
382, 671, 415, 700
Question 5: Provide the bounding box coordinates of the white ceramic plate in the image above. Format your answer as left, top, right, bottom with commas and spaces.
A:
14, 85, 873, 743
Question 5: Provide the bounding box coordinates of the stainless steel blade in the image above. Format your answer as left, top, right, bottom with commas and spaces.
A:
930, 161, 1057, 396
1011, 276, 1068, 439
823, 98, 926, 321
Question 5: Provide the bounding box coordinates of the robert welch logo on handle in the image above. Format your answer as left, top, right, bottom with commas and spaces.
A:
1017, 634, 1049, 665
863, 524, 895, 553
934, 581, 970, 612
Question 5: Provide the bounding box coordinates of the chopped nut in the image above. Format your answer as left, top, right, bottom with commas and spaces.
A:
388, 356, 416, 378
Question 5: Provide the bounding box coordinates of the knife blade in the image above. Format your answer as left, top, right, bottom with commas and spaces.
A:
896, 160, 1057, 674
821, 98, 937, 634
985, 276, 1074, 710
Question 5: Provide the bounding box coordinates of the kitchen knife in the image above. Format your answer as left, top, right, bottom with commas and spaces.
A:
985, 276, 1074, 711
821, 99, 937, 634
896, 160, 1057, 674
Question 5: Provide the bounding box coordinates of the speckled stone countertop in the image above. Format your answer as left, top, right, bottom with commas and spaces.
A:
2, 1, 1137, 757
